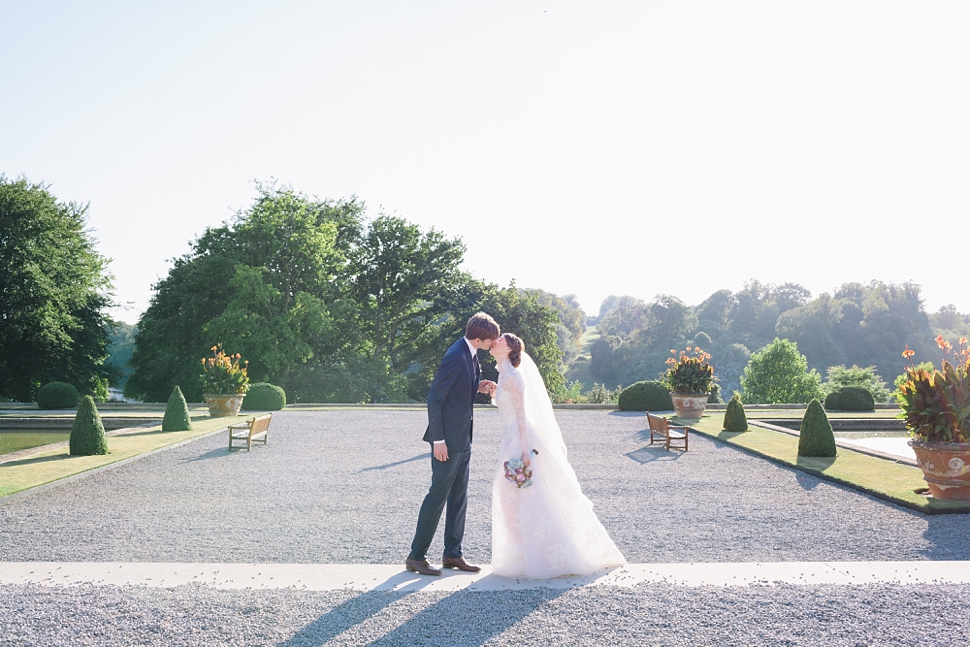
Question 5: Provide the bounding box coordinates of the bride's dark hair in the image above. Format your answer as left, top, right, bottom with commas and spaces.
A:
503, 333, 524, 368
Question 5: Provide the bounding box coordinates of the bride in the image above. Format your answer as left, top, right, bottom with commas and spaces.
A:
488, 333, 626, 579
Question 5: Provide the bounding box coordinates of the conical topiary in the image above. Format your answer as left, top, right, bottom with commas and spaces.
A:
69, 395, 109, 456
162, 386, 193, 432
797, 399, 837, 457
723, 394, 748, 432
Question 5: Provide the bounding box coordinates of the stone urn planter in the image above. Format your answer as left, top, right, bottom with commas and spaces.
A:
204, 393, 246, 418
670, 392, 709, 420
908, 440, 970, 501
664, 347, 714, 420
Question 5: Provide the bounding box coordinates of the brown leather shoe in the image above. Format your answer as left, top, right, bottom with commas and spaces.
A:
405, 557, 442, 576
441, 556, 481, 572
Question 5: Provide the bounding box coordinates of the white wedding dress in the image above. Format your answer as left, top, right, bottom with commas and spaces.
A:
491, 352, 626, 579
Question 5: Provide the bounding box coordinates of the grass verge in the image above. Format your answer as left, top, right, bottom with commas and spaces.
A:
683, 412, 970, 515
0, 416, 235, 498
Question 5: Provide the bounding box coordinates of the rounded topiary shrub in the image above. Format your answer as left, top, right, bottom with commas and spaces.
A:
70, 395, 109, 456
36, 382, 79, 409
798, 399, 837, 458
723, 394, 748, 432
618, 381, 673, 411
242, 382, 286, 411
162, 386, 193, 432
823, 386, 875, 412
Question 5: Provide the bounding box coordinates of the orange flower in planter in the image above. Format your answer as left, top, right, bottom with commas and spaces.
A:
663, 346, 715, 396
200, 344, 250, 395
899, 339, 970, 443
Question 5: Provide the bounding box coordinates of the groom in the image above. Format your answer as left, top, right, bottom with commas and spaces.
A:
405, 312, 500, 576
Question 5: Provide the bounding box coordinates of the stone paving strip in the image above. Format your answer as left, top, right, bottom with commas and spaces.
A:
4, 561, 969, 591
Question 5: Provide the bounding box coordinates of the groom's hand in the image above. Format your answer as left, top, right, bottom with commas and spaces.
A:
434, 442, 449, 462
478, 379, 496, 395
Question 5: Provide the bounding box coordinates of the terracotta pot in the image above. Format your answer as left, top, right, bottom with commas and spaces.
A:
908, 439, 970, 501
203, 393, 246, 418
670, 392, 709, 420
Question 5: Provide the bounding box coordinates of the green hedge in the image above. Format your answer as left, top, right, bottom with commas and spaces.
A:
162, 386, 193, 432
242, 383, 286, 411
823, 386, 875, 411
70, 395, 109, 456
723, 394, 748, 431
618, 381, 673, 411
798, 399, 837, 458
37, 382, 79, 409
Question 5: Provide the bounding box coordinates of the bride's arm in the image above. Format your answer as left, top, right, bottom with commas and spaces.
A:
505, 372, 533, 466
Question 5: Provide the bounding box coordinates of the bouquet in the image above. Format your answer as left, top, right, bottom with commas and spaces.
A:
503, 449, 539, 489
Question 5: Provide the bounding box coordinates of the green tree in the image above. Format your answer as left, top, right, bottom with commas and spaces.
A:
695, 289, 733, 342
348, 214, 468, 374
597, 295, 648, 338
421, 282, 565, 399
714, 342, 750, 399
127, 183, 361, 402
641, 294, 697, 347
740, 338, 823, 404
727, 280, 780, 351
0, 176, 114, 401
822, 365, 891, 403
589, 334, 622, 384
774, 293, 848, 371
832, 280, 936, 382
524, 289, 587, 340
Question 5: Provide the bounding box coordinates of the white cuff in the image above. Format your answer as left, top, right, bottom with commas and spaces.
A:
433, 440, 445, 445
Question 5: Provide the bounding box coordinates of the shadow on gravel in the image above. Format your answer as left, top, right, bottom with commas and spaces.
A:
277, 573, 565, 646
923, 515, 970, 560
370, 581, 564, 646
625, 446, 684, 464
794, 470, 823, 490
183, 447, 238, 463
361, 454, 427, 472
276, 572, 438, 646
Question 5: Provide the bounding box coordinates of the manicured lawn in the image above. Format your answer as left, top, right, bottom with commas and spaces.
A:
0, 432, 71, 456
0, 417, 235, 498
682, 412, 970, 515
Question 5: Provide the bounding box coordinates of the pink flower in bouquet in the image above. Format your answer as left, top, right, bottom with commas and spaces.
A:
504, 458, 533, 488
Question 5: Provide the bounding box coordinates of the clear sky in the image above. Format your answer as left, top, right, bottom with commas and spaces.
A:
3, 1, 968, 325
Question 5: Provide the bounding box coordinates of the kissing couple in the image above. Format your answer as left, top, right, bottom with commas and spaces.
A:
405, 312, 625, 578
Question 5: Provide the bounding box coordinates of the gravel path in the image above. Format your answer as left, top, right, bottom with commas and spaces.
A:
2, 409, 969, 645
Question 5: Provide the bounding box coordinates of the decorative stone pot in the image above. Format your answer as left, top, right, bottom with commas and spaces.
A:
203, 393, 246, 418
908, 440, 970, 501
670, 392, 709, 420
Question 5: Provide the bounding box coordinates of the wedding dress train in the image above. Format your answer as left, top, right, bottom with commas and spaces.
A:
491, 353, 626, 579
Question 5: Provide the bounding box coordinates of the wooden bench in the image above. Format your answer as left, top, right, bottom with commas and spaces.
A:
647, 413, 690, 451
228, 414, 272, 451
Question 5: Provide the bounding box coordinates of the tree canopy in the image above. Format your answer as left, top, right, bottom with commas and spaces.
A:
740, 338, 823, 404
0, 176, 115, 401
126, 183, 563, 403
587, 279, 941, 399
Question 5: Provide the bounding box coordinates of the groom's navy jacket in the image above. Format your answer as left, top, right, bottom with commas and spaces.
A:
423, 337, 480, 454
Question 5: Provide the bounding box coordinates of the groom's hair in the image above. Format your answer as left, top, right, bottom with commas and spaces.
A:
465, 312, 500, 341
